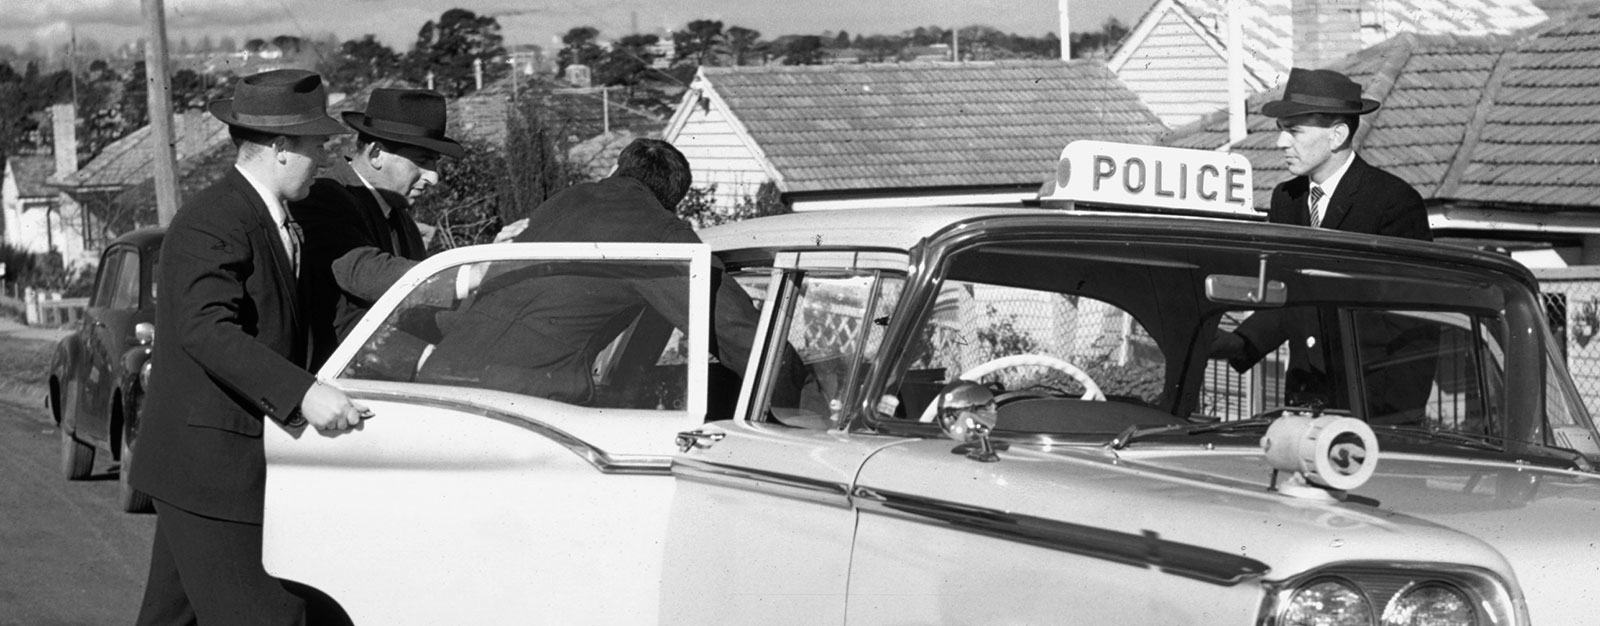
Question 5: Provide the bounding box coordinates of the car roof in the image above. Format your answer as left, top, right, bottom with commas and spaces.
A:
111, 226, 166, 249
696, 206, 1536, 287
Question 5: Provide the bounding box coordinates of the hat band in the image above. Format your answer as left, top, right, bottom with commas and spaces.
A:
234, 111, 323, 126
1284, 92, 1365, 110
365, 116, 446, 140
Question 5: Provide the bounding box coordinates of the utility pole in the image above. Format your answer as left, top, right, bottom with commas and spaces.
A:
142, 0, 181, 226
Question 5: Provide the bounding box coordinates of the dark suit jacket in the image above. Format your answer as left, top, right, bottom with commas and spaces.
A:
128, 168, 317, 524
1236, 155, 1434, 415
1265, 154, 1430, 240
414, 176, 763, 408
290, 159, 428, 368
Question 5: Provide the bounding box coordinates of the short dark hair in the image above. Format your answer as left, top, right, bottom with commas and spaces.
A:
1280, 113, 1360, 151
229, 125, 281, 149
614, 139, 691, 211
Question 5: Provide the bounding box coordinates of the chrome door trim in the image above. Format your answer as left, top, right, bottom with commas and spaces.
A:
672, 457, 853, 508
852, 486, 1271, 586
346, 390, 672, 475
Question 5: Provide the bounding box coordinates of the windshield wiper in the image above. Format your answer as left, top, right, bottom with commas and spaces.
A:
1371, 426, 1595, 471
1109, 418, 1275, 450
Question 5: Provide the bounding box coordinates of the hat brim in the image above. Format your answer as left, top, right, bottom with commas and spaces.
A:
208, 99, 350, 136
1261, 97, 1381, 118
343, 112, 465, 160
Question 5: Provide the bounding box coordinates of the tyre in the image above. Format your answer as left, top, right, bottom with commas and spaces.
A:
59, 381, 95, 480
118, 437, 153, 514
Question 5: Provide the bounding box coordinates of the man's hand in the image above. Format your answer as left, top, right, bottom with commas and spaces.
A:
297, 381, 373, 433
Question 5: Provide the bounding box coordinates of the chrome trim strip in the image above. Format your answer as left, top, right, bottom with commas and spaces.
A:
853, 487, 1270, 586
346, 390, 672, 475
673, 457, 853, 508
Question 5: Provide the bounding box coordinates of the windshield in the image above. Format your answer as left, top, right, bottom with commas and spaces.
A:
877, 237, 1600, 465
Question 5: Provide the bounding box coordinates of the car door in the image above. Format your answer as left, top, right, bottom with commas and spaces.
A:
661, 251, 914, 626
264, 243, 712, 625
80, 246, 139, 440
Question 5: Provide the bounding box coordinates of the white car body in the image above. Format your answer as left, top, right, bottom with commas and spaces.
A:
265, 206, 1600, 625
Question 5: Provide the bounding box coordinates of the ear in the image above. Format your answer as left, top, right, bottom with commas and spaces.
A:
273, 136, 291, 164
366, 142, 384, 166
1329, 123, 1351, 149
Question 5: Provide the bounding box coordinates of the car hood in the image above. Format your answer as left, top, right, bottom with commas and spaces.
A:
1125, 448, 1600, 623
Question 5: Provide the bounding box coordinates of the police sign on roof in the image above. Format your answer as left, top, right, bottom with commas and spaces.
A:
1040, 140, 1256, 217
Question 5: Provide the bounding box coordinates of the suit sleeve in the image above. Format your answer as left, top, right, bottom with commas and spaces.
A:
166, 206, 314, 425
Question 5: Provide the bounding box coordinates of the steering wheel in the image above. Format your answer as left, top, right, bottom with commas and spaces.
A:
918, 354, 1105, 423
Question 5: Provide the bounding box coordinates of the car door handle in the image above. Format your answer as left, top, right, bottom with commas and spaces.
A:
675, 428, 725, 452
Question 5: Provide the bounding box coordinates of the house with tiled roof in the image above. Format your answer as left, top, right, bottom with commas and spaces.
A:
1162, 12, 1600, 267
3, 104, 93, 266
1110, 0, 1549, 128
2, 153, 86, 262
662, 60, 1167, 212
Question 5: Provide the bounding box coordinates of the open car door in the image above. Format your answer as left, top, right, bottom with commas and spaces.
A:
264, 243, 711, 625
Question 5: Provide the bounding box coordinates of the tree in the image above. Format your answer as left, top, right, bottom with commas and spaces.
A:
320, 35, 400, 93
1071, 18, 1130, 59
404, 8, 507, 98
781, 36, 826, 66
595, 33, 659, 90
556, 26, 604, 79
725, 26, 764, 66
673, 20, 725, 67
833, 31, 851, 49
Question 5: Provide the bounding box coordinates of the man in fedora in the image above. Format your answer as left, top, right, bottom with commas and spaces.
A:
1260, 67, 1429, 239
290, 88, 464, 368
132, 69, 371, 624
1212, 67, 1435, 419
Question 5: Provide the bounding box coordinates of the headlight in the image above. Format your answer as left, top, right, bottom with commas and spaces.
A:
1282, 578, 1375, 626
1383, 583, 1475, 626
139, 361, 153, 388
1262, 564, 1521, 626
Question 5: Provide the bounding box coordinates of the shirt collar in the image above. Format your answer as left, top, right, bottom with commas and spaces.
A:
349, 160, 395, 218
235, 165, 288, 228
1312, 152, 1355, 197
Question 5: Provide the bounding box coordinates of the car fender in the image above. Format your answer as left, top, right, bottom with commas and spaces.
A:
47, 332, 84, 421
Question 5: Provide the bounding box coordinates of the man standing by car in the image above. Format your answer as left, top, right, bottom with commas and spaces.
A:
1213, 67, 1435, 416
1259, 67, 1429, 240
130, 69, 370, 625
290, 88, 464, 368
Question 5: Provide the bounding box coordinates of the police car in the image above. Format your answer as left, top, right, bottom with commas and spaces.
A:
263, 142, 1600, 625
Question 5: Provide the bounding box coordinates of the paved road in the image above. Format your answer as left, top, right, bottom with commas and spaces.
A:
0, 393, 155, 625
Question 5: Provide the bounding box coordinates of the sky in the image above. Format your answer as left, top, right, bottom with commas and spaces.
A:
5, 0, 1152, 55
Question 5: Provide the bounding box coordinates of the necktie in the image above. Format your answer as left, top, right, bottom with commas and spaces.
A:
285, 219, 304, 277
1307, 185, 1326, 228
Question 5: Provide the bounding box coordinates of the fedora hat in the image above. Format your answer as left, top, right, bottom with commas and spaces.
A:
1261, 68, 1381, 118
208, 69, 347, 136
343, 89, 464, 159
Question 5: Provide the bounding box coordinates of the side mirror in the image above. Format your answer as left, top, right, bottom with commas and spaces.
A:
935, 380, 1001, 462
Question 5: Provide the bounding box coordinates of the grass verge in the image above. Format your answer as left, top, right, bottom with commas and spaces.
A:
0, 336, 53, 410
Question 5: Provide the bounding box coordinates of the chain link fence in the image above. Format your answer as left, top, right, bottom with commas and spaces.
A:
1536, 267, 1600, 417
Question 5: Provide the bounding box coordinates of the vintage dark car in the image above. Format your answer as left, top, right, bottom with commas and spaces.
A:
49, 226, 163, 513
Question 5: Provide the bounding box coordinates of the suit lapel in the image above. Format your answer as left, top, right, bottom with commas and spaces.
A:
227, 169, 302, 330
1319, 156, 1367, 232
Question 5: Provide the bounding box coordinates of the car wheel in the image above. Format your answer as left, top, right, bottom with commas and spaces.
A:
118, 437, 153, 514
59, 381, 95, 480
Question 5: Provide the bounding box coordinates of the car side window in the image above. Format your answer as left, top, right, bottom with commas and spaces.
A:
109, 250, 141, 310
92, 250, 132, 308
756, 269, 903, 429
337, 255, 703, 411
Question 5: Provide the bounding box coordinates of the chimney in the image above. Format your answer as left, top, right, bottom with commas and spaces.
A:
50, 102, 78, 179
1293, 0, 1364, 70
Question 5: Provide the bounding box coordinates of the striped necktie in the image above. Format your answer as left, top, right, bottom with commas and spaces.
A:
285, 219, 304, 277
1307, 185, 1326, 228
